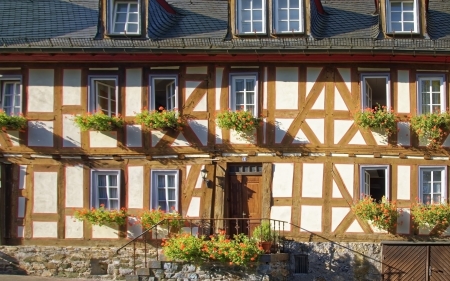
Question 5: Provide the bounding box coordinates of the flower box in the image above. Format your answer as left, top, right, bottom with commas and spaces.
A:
89, 131, 117, 148
217, 109, 260, 142
354, 105, 397, 138
135, 108, 185, 131
73, 111, 124, 131
410, 111, 450, 148
370, 128, 388, 145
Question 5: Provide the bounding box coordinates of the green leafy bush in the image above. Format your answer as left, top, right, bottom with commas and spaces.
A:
135, 108, 185, 131
0, 111, 27, 130
252, 221, 275, 242
354, 105, 397, 135
73, 111, 124, 131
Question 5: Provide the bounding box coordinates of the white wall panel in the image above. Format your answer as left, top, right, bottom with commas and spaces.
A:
346, 220, 364, 232
126, 125, 142, 147
92, 225, 119, 238
186, 197, 201, 217
17, 226, 24, 238
311, 88, 325, 110
194, 93, 207, 111
33, 172, 57, 213
89, 131, 117, 148
62, 115, 81, 147
171, 132, 190, 146
185, 81, 201, 101
125, 68, 142, 116
331, 207, 349, 232
18, 197, 25, 218
65, 216, 83, 238
188, 119, 208, 146
263, 67, 268, 109
33, 222, 57, 238
301, 206, 322, 232
270, 206, 291, 231
275, 67, 298, 109
28, 69, 54, 112
334, 164, 354, 198
397, 70, 410, 113
215, 67, 224, 110
151, 130, 165, 147
334, 86, 348, 111
274, 118, 292, 143
337, 68, 351, 92
397, 166, 410, 200
19, 165, 27, 190
302, 163, 323, 198
306, 67, 322, 96
334, 120, 353, 144
215, 125, 223, 144
349, 131, 366, 145
127, 217, 142, 238
65, 165, 84, 208
397, 122, 411, 146
62, 69, 81, 105
272, 163, 294, 197
397, 208, 410, 234
128, 166, 144, 209
332, 180, 342, 198
305, 119, 324, 143
28, 121, 54, 147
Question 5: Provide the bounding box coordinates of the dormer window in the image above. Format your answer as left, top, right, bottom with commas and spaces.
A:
236, 0, 266, 34
273, 0, 303, 33
110, 0, 140, 35
386, 0, 418, 33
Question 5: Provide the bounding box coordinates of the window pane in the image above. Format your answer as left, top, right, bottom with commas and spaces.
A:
391, 2, 401, 11
433, 195, 441, 203
116, 13, 127, 22
129, 4, 138, 12
158, 189, 166, 200
289, 0, 299, 8
433, 183, 441, 194
157, 175, 165, 187
241, 22, 251, 33
169, 202, 176, 211
99, 199, 108, 207
109, 175, 117, 186
129, 14, 139, 23
241, 0, 251, 9
246, 92, 255, 104
278, 21, 288, 32
278, 10, 288, 20
290, 8, 299, 20
167, 175, 175, 187
290, 21, 299, 31
253, 0, 263, 9
98, 175, 106, 186
403, 2, 414, 11
159, 202, 167, 211
403, 23, 414, 32
246, 105, 255, 115
15, 95, 20, 107
109, 188, 118, 198
168, 189, 176, 200
235, 79, 244, 91
114, 23, 126, 32
236, 92, 244, 104
117, 3, 128, 12
246, 79, 255, 91
253, 22, 263, 32
432, 80, 440, 92
110, 200, 118, 209
242, 10, 251, 20
422, 80, 430, 92
253, 10, 262, 21
422, 92, 430, 105
391, 23, 401, 31
432, 92, 440, 105
278, 0, 287, 8
391, 12, 401, 22
3, 95, 11, 107
99, 186, 107, 197
127, 24, 139, 33
403, 12, 414, 21
423, 171, 431, 181
423, 183, 431, 194
433, 170, 441, 181
423, 194, 431, 204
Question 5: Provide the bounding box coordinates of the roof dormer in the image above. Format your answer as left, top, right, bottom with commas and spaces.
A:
385, 0, 419, 34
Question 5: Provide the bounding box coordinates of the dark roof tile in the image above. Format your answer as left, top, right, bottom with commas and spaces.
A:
427, 0, 450, 39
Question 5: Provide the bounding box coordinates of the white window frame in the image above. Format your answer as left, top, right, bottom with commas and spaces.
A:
229, 73, 258, 117
359, 165, 390, 200
417, 75, 446, 114
151, 170, 179, 212
91, 170, 121, 210
88, 76, 119, 116
109, 0, 140, 35
419, 166, 447, 204
0, 76, 22, 115
236, 0, 266, 34
360, 74, 391, 110
149, 75, 178, 111
273, 0, 303, 34
386, 0, 418, 34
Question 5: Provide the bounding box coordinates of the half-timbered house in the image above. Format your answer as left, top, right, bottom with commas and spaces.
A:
2, 0, 450, 279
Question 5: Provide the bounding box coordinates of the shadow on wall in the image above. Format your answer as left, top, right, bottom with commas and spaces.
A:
0, 252, 26, 275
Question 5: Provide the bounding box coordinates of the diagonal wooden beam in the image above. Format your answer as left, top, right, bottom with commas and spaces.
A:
182, 164, 202, 215
333, 210, 357, 234
154, 129, 179, 149
183, 80, 208, 115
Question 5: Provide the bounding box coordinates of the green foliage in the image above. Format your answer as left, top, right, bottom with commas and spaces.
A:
410, 111, 450, 146
161, 231, 263, 265
354, 105, 397, 135
73, 205, 128, 226
352, 196, 399, 233
0, 111, 27, 130
73, 111, 124, 131
135, 108, 185, 131
252, 221, 275, 242
137, 207, 183, 230
411, 202, 450, 236
216, 109, 260, 139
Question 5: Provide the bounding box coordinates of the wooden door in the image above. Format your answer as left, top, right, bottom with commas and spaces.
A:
430, 246, 450, 280
382, 244, 427, 280
229, 175, 262, 235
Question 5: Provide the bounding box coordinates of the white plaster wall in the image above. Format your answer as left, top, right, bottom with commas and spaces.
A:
151, 130, 166, 147
33, 221, 57, 238
28, 69, 54, 112
186, 197, 201, 217
65, 165, 84, 208
28, 121, 54, 147
349, 131, 366, 145
334, 164, 354, 198
275, 118, 292, 143
128, 166, 144, 209
311, 88, 325, 110
89, 131, 117, 148
332, 180, 342, 198
17, 226, 24, 238
215, 125, 223, 144
171, 133, 190, 146
331, 207, 349, 232
334, 86, 349, 111
185, 81, 201, 101
194, 93, 207, 111
272, 163, 294, 197
337, 68, 351, 92
270, 206, 291, 231
293, 129, 310, 144
397, 208, 410, 234
6, 131, 20, 147
301, 206, 322, 232
33, 172, 57, 213
215, 67, 224, 110
195, 167, 203, 189
126, 125, 142, 147
302, 163, 323, 198
188, 119, 208, 146
397, 70, 410, 113
65, 216, 83, 238
275, 67, 298, 110
397, 122, 411, 146
230, 129, 256, 144
306, 67, 322, 96
334, 120, 353, 144
305, 119, 324, 143
92, 224, 119, 239
127, 217, 142, 238
62, 69, 81, 105
346, 220, 364, 233
62, 115, 81, 147
19, 165, 27, 190
263, 67, 268, 110
186, 66, 207, 74
124, 69, 142, 116
18, 197, 25, 218
397, 166, 411, 200
186, 165, 191, 179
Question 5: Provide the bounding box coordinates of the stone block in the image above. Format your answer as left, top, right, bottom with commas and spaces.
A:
125, 275, 139, 281
147, 260, 162, 269
136, 268, 152, 276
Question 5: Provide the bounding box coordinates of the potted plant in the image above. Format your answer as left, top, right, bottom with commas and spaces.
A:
137, 207, 183, 231
73, 111, 124, 147
0, 111, 27, 146
352, 196, 400, 234
410, 110, 450, 147
411, 202, 450, 236
216, 109, 260, 140
73, 205, 128, 226
354, 105, 397, 141
252, 221, 275, 253
135, 107, 185, 131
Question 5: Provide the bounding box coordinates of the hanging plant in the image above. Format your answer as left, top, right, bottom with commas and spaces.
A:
354, 105, 398, 136
410, 111, 450, 147
216, 109, 260, 139
352, 196, 400, 234
135, 107, 185, 131
136, 207, 183, 230
73, 205, 129, 226
73, 111, 124, 131
0, 111, 27, 131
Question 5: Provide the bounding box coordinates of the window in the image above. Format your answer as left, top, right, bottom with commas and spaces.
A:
151, 170, 179, 212
361, 74, 390, 109
417, 76, 445, 114
360, 166, 389, 202
236, 0, 266, 34
273, 0, 303, 33
230, 74, 258, 116
89, 77, 118, 116
0, 78, 22, 115
150, 76, 178, 111
386, 0, 418, 33
419, 167, 447, 204
111, 1, 140, 35
91, 170, 121, 209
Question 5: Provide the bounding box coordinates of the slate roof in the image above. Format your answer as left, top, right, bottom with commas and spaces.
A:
427, 0, 450, 40
310, 0, 379, 39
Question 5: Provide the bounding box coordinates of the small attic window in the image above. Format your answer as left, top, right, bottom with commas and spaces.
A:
110, 0, 140, 35
386, 0, 418, 34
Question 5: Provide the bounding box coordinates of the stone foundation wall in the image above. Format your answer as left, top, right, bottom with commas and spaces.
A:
0, 242, 382, 280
